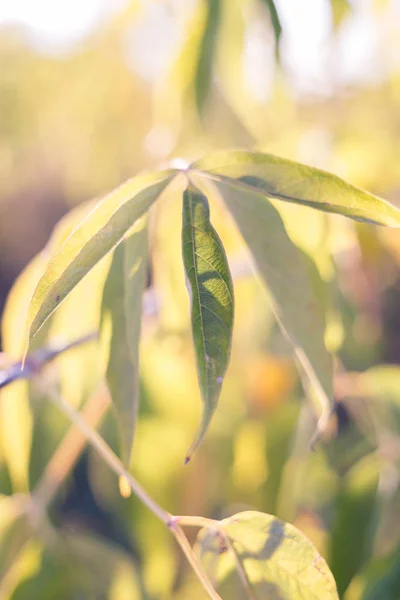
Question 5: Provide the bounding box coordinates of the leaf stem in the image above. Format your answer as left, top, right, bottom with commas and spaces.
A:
177, 515, 219, 529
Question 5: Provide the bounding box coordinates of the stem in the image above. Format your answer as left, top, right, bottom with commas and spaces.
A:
46, 384, 171, 524
45, 385, 221, 600
177, 515, 219, 529
33, 384, 110, 509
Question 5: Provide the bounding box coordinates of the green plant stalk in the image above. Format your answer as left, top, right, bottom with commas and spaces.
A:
46, 384, 222, 600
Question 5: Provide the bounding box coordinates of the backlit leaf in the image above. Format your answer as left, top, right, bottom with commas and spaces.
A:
101, 217, 149, 465
192, 151, 400, 226
194, 175, 332, 440
24, 170, 175, 354
195, 510, 339, 599
182, 185, 234, 461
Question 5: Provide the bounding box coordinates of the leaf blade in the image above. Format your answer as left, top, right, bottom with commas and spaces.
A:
101, 218, 149, 466
25, 170, 175, 350
196, 511, 339, 599
192, 150, 400, 226
195, 175, 332, 439
182, 185, 234, 461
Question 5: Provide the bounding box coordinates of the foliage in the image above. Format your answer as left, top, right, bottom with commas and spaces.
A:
1, 1, 400, 598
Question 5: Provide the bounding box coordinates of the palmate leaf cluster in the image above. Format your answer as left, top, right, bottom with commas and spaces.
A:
14, 149, 400, 598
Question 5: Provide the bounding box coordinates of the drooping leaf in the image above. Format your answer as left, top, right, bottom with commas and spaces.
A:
101, 217, 149, 466
195, 510, 339, 599
194, 175, 332, 439
195, 0, 221, 116
182, 185, 234, 461
24, 170, 175, 355
192, 151, 400, 226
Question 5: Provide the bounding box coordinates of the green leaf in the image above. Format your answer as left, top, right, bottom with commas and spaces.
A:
24, 170, 175, 354
195, 175, 332, 440
195, 510, 339, 599
195, 0, 221, 116
101, 217, 149, 466
192, 150, 400, 226
182, 185, 234, 462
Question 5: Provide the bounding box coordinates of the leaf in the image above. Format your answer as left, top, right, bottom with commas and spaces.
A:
195, 0, 221, 116
24, 169, 175, 354
101, 217, 149, 466
194, 174, 332, 440
195, 510, 339, 599
192, 151, 400, 226
182, 185, 234, 461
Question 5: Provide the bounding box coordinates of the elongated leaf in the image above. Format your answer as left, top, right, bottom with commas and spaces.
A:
195, 510, 339, 599
182, 185, 234, 461
194, 175, 332, 439
24, 170, 175, 353
101, 218, 149, 465
192, 151, 400, 226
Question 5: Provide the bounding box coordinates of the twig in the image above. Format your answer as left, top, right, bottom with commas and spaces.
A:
32, 383, 110, 510
0, 332, 97, 390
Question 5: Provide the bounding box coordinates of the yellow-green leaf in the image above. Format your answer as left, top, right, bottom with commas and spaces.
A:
24, 170, 175, 354
182, 186, 234, 462
192, 151, 400, 226
195, 510, 339, 599
101, 217, 149, 466
195, 175, 332, 440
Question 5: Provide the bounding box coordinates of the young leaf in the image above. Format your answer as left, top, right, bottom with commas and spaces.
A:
193, 176, 332, 439
195, 511, 339, 599
101, 218, 149, 466
192, 150, 400, 226
182, 185, 234, 462
24, 170, 175, 354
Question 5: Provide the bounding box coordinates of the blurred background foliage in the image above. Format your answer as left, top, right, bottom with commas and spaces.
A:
1, 0, 400, 598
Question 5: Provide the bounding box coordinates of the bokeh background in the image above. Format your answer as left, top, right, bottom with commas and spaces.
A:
1, 0, 400, 598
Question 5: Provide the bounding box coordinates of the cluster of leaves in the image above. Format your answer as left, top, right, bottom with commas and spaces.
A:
13, 149, 400, 598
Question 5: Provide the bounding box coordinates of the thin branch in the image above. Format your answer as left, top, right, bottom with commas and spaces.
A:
0, 333, 97, 390
32, 383, 110, 510
45, 383, 171, 525
177, 515, 219, 529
